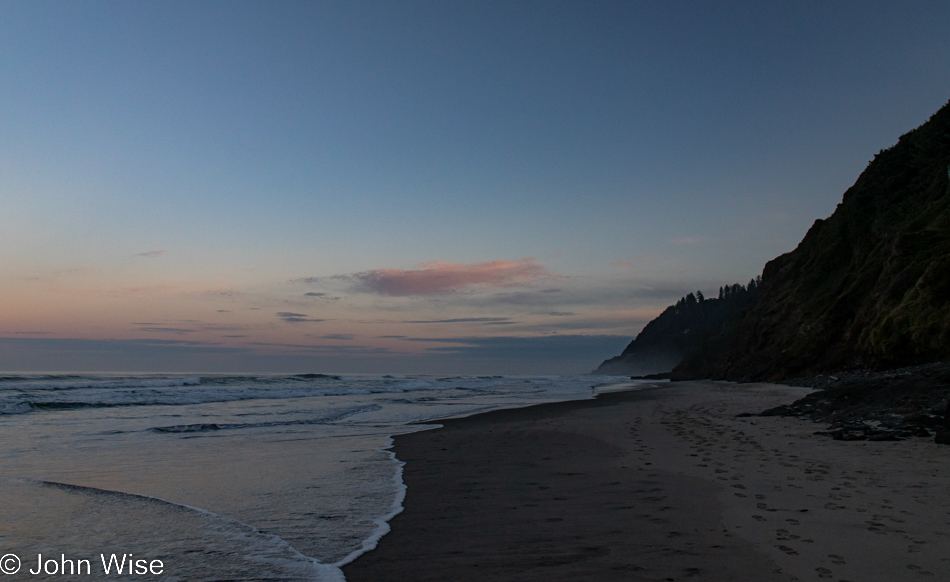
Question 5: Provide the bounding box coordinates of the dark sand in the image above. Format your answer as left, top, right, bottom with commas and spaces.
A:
343, 382, 950, 582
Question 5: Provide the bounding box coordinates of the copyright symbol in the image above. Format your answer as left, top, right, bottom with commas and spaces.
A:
0, 554, 19, 575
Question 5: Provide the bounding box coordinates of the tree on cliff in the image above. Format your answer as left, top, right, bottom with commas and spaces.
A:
594, 281, 761, 375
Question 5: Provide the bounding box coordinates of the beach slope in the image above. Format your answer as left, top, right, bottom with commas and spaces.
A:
343, 382, 950, 581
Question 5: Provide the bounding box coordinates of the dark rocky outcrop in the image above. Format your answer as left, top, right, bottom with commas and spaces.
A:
748, 362, 950, 442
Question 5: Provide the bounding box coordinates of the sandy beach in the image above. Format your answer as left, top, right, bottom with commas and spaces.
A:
343, 381, 950, 581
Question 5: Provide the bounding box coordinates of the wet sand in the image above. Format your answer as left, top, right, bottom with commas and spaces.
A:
342, 381, 950, 581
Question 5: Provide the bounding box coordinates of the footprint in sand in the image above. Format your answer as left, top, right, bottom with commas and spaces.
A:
827, 554, 846, 565
815, 566, 833, 579
752, 515, 766, 522
775, 545, 798, 555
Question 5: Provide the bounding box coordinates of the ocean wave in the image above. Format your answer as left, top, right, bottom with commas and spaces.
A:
153, 423, 223, 433
152, 404, 382, 433
0, 401, 33, 415
0, 373, 625, 417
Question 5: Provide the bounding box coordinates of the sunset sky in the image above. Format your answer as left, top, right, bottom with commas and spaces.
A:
2, 1, 949, 374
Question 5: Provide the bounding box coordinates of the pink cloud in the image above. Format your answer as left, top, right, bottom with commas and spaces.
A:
348, 259, 554, 296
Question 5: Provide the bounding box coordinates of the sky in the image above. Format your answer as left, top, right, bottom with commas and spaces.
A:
1, 1, 948, 374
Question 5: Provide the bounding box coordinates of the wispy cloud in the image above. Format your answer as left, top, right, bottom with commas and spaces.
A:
495, 313, 655, 334
248, 342, 390, 354
135, 250, 166, 257
467, 280, 705, 310
138, 327, 197, 334
0, 337, 245, 354
402, 334, 630, 362
277, 312, 326, 324
403, 317, 515, 324
133, 320, 249, 334
319, 334, 356, 341
128, 339, 218, 347
297, 259, 557, 296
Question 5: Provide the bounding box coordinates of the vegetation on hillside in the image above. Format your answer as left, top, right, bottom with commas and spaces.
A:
595, 279, 760, 375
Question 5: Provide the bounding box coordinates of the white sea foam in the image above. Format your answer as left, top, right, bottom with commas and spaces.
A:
333, 435, 413, 569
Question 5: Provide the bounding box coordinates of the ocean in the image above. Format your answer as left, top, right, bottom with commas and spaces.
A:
0, 373, 632, 581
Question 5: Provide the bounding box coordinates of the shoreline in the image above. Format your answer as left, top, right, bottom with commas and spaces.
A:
333, 381, 645, 570
343, 381, 950, 581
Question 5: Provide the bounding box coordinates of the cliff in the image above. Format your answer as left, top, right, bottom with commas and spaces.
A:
599, 98, 950, 381
684, 99, 950, 381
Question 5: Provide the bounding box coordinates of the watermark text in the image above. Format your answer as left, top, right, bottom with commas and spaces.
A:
1, 553, 163, 576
